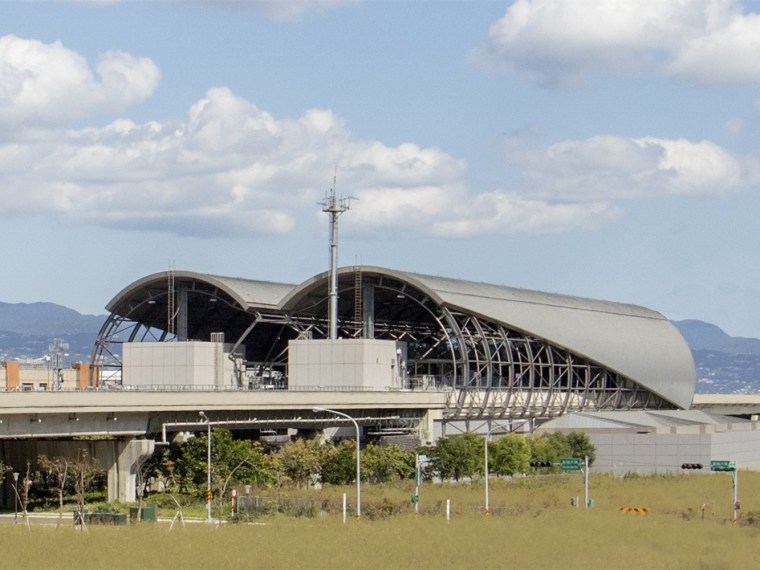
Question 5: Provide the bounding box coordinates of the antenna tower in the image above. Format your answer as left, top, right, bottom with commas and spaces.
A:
320, 175, 351, 340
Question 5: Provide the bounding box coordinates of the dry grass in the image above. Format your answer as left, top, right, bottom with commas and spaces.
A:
3, 472, 759, 570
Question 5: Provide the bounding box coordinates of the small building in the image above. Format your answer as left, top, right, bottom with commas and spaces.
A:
537, 410, 760, 473
288, 339, 407, 390
0, 361, 97, 391
122, 340, 244, 388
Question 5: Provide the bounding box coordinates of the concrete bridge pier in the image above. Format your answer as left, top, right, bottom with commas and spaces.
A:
420, 408, 442, 445
104, 438, 156, 503
0, 438, 157, 507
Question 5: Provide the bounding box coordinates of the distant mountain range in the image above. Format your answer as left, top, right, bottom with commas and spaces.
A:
672, 320, 760, 355
0, 302, 758, 394
0, 301, 106, 363
671, 320, 760, 394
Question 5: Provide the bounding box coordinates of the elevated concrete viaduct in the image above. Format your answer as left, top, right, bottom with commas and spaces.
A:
0, 389, 445, 503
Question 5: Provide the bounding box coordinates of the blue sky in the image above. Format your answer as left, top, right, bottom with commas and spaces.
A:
2, 0, 760, 339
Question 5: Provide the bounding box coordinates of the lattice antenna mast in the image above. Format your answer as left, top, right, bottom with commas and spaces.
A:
320, 175, 351, 340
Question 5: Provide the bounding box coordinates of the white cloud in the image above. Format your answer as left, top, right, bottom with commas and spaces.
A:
171, 0, 359, 21
0, 80, 634, 239
668, 12, 760, 85
515, 135, 744, 200
0, 87, 464, 236
432, 193, 623, 237
0, 35, 160, 126
0, 33, 746, 240
0, 84, 745, 239
477, 0, 760, 87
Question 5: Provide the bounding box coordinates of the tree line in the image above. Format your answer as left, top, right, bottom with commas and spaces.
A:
140, 429, 595, 497
8, 429, 595, 513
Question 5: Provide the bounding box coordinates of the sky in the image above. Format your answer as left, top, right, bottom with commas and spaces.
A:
2, 0, 760, 339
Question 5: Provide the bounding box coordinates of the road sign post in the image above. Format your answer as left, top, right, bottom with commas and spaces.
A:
733, 469, 739, 523
560, 458, 582, 471
710, 460, 735, 472
710, 460, 738, 522
559, 457, 589, 509
584, 455, 590, 509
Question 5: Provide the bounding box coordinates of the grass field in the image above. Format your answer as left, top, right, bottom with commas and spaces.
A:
4, 471, 759, 570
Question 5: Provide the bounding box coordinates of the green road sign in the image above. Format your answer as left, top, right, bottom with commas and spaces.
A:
560, 458, 582, 471
710, 460, 736, 472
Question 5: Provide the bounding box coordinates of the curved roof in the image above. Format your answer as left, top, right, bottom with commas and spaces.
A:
104, 266, 695, 410
284, 266, 696, 409
106, 271, 294, 315
104, 272, 296, 362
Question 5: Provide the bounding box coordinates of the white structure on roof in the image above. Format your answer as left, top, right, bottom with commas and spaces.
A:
122, 340, 244, 388
288, 339, 407, 390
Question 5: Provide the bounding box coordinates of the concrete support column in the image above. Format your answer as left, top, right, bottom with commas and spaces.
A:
419, 408, 442, 445
106, 439, 156, 503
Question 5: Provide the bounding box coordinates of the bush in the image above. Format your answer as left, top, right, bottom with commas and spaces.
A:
426, 432, 484, 481
361, 444, 415, 483
321, 440, 357, 485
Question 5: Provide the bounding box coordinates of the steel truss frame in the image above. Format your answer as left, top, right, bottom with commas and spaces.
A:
439, 310, 670, 420
91, 273, 674, 421
89, 286, 303, 386
318, 279, 672, 420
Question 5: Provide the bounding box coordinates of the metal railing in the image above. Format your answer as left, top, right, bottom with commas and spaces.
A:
0, 383, 449, 393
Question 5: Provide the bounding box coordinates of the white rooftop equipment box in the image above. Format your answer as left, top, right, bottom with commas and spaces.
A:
122, 340, 244, 388
288, 339, 407, 390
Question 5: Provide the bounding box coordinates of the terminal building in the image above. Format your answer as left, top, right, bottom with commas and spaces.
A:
92, 265, 696, 433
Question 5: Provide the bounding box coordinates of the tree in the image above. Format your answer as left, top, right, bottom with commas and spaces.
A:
133, 445, 176, 519
0, 461, 11, 503
528, 432, 596, 470
428, 432, 484, 481
274, 438, 325, 487
321, 440, 357, 486
173, 429, 274, 495
38, 455, 71, 526
566, 432, 596, 466
529, 432, 572, 470
71, 450, 102, 520
360, 444, 415, 483
13, 461, 35, 521
489, 434, 531, 476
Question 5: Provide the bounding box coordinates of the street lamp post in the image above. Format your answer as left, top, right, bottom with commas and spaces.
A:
313, 407, 361, 518
12, 472, 19, 522
414, 453, 437, 514
484, 420, 490, 515
199, 411, 212, 524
